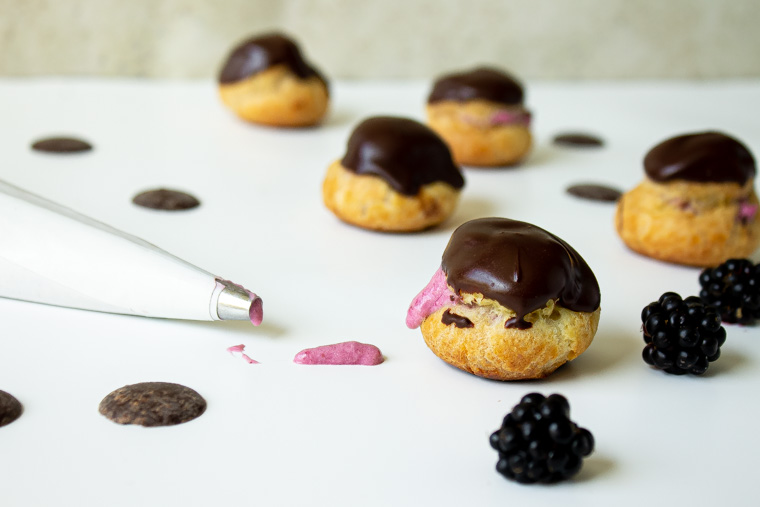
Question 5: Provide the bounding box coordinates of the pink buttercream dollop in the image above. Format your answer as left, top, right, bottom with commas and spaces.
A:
227, 344, 259, 364
293, 341, 384, 365
405, 268, 458, 329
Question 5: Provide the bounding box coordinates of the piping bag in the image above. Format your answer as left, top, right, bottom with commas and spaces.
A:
0, 179, 263, 325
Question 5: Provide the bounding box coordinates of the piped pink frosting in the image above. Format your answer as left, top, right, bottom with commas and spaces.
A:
405, 268, 458, 329
293, 341, 384, 365
227, 344, 259, 364
216, 277, 264, 326
248, 296, 264, 326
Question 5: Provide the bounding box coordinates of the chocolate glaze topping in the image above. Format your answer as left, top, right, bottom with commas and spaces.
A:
644, 132, 755, 185
31, 137, 92, 153
428, 67, 524, 106
441, 218, 600, 329
218, 32, 326, 86
341, 116, 464, 196
441, 310, 474, 329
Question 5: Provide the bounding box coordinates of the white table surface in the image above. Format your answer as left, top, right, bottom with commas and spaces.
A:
0, 78, 759, 506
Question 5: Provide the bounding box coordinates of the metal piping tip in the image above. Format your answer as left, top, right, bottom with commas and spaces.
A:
211, 278, 263, 324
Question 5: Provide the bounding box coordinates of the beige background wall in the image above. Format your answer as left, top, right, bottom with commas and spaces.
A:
1, 0, 758, 80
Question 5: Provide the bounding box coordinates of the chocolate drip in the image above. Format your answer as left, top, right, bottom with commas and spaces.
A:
341, 116, 464, 196
553, 133, 604, 147
428, 67, 524, 106
218, 32, 326, 86
566, 184, 622, 202
441, 218, 600, 329
441, 309, 474, 328
31, 137, 92, 153
644, 132, 755, 185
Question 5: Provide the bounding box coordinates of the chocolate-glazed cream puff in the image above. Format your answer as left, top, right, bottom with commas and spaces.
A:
322, 116, 465, 232
407, 218, 600, 380
615, 132, 760, 267
426, 67, 532, 167
218, 33, 329, 127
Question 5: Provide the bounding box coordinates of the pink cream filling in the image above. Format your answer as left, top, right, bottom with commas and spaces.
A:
461, 110, 531, 128
227, 344, 259, 364
293, 341, 384, 366
405, 268, 459, 329
489, 109, 532, 127
738, 202, 758, 222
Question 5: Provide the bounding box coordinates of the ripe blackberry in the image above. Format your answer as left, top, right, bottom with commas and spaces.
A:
699, 258, 760, 325
489, 393, 594, 484
641, 292, 726, 375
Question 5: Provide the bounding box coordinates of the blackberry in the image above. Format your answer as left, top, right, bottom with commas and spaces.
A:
489, 393, 594, 484
641, 292, 726, 375
699, 258, 760, 325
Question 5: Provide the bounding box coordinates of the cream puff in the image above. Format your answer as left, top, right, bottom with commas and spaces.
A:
218, 32, 329, 127
323, 116, 465, 232
406, 218, 600, 380
615, 132, 760, 267
426, 67, 532, 167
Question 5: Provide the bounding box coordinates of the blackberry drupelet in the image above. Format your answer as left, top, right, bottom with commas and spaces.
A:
489, 393, 594, 484
641, 292, 726, 375
699, 258, 760, 325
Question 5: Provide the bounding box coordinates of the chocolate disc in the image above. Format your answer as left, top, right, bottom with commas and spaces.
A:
132, 189, 200, 211
566, 184, 622, 202
99, 382, 207, 427
553, 133, 604, 148
31, 137, 92, 153
0, 390, 23, 427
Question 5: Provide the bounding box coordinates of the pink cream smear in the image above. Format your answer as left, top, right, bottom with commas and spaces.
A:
293, 341, 384, 366
405, 268, 459, 329
227, 344, 259, 364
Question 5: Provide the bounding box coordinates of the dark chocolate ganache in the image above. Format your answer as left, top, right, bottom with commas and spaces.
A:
553, 133, 604, 148
441, 218, 600, 329
132, 189, 201, 211
0, 390, 23, 427
644, 132, 755, 185
427, 67, 524, 106
31, 137, 92, 153
441, 309, 474, 329
341, 116, 465, 196
566, 184, 622, 202
218, 32, 326, 86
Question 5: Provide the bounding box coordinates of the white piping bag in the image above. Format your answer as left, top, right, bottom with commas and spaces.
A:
0, 180, 263, 324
